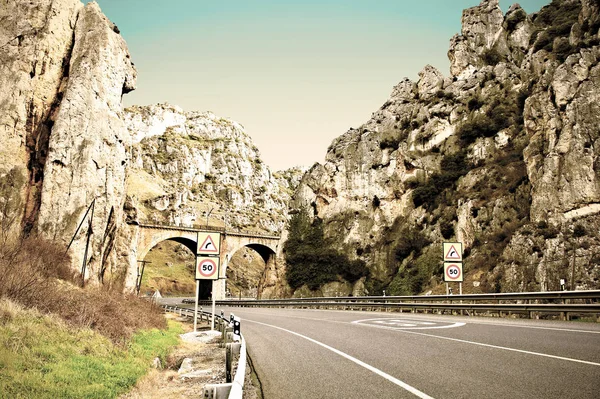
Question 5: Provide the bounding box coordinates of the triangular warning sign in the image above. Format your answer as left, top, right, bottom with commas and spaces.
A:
445, 245, 461, 260
200, 235, 218, 253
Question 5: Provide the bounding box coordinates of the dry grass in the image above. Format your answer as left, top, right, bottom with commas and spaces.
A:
49, 286, 167, 344
0, 234, 166, 344
0, 234, 75, 307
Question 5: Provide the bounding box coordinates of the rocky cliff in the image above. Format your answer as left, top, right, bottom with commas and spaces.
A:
123, 103, 299, 233
0, 0, 298, 291
0, 0, 135, 287
122, 103, 302, 295
287, 0, 600, 296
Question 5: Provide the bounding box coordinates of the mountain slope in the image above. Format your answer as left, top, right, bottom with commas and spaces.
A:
285, 0, 600, 296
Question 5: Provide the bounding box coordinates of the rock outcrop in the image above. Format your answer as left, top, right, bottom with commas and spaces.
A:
0, 0, 300, 292
0, 0, 82, 235
1, 0, 135, 287
37, 2, 136, 286
289, 0, 600, 295
124, 103, 300, 233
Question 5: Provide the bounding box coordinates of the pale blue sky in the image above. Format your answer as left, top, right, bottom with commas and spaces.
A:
86, 0, 550, 171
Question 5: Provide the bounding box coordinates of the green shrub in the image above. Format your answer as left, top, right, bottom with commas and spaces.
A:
457, 114, 498, 144
482, 48, 503, 65
411, 151, 471, 208
554, 38, 574, 62
394, 224, 431, 260
573, 224, 586, 238
467, 96, 484, 111
412, 182, 440, 208
388, 248, 440, 295
440, 220, 454, 239
534, 0, 580, 27
284, 208, 369, 290
505, 8, 527, 31
532, 0, 581, 60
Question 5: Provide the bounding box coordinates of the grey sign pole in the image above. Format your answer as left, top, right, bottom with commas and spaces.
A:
211, 280, 216, 331
194, 280, 200, 332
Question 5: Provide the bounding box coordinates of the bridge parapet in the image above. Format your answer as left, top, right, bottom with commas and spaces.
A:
130, 221, 280, 240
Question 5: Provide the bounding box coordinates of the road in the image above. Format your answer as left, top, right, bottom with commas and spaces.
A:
211, 307, 600, 399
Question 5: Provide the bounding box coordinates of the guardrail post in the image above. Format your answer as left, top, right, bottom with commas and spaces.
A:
202, 383, 232, 398
226, 343, 233, 383
233, 316, 241, 341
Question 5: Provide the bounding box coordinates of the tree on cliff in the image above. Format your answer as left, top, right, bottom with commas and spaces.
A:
284, 207, 369, 291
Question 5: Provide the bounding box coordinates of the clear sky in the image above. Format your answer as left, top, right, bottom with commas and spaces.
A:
85, 0, 550, 171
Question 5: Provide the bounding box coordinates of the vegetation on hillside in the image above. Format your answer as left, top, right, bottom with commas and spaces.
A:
284, 207, 369, 290
0, 168, 179, 396
0, 300, 182, 399
530, 0, 599, 62
141, 241, 196, 296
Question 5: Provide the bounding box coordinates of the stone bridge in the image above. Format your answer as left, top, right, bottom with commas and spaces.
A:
129, 222, 281, 299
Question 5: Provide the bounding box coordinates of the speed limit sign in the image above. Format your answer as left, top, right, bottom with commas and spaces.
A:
444, 262, 463, 282
196, 256, 220, 280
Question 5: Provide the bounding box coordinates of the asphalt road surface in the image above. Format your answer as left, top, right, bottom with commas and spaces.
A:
211, 307, 600, 399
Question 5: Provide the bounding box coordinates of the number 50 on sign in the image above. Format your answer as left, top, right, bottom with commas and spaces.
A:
196, 256, 220, 280
444, 262, 463, 282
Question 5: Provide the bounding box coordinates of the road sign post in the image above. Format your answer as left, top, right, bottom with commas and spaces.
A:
194, 280, 200, 332
195, 231, 222, 332
443, 243, 464, 296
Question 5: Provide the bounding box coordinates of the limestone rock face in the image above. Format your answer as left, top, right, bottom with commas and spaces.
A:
417, 65, 445, 99
0, 0, 136, 287
289, 0, 600, 296
36, 2, 136, 285
0, 0, 82, 232
448, 0, 505, 76
525, 47, 600, 223
124, 103, 300, 234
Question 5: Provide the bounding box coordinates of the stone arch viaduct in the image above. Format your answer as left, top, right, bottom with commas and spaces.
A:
129, 222, 281, 299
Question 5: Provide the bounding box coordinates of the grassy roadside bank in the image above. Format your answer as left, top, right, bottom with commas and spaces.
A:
0, 299, 183, 399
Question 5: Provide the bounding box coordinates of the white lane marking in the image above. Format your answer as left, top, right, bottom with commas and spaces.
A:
246, 319, 435, 399
353, 318, 466, 330
234, 308, 600, 335
458, 321, 600, 335
399, 330, 600, 367
374, 321, 418, 327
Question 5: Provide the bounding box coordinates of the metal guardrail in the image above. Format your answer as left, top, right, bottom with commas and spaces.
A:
162, 305, 247, 399
197, 290, 600, 320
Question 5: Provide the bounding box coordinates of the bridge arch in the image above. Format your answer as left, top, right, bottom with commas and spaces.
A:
225, 243, 276, 264
137, 228, 198, 262
130, 223, 281, 299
